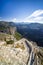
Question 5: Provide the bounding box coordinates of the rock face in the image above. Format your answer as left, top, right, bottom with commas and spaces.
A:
0, 38, 43, 65
9, 27, 16, 35
0, 38, 29, 65
0, 33, 14, 41
0, 46, 27, 65
0, 21, 16, 35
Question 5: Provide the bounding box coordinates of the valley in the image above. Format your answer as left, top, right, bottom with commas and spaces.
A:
0, 21, 43, 65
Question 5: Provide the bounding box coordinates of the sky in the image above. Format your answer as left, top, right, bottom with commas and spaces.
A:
0, 0, 43, 23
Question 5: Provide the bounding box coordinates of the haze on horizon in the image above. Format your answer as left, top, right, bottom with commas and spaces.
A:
0, 0, 43, 23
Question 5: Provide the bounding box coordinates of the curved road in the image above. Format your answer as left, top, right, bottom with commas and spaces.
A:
15, 38, 40, 65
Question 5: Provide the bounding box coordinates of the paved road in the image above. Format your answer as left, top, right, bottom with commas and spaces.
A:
15, 38, 40, 65
22, 38, 40, 65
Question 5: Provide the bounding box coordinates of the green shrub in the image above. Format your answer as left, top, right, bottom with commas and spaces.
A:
14, 32, 22, 40
6, 40, 14, 44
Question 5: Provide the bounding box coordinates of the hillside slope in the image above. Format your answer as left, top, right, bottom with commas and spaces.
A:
0, 38, 43, 65
15, 23, 43, 47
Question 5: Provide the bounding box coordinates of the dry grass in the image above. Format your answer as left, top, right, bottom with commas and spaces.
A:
15, 43, 25, 50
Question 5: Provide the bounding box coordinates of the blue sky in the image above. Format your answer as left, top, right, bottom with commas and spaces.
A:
0, 0, 43, 23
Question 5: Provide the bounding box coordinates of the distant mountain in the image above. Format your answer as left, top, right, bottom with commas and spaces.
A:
15, 22, 43, 47
0, 21, 43, 47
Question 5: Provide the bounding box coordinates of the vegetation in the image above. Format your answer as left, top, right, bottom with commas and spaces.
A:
0, 33, 13, 41
15, 43, 25, 50
6, 40, 14, 44
14, 32, 22, 40
0, 26, 6, 31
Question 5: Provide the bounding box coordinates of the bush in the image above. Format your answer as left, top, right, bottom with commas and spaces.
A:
14, 32, 22, 40
6, 40, 14, 44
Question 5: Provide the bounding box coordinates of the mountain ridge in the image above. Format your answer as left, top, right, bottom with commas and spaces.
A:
0, 21, 43, 47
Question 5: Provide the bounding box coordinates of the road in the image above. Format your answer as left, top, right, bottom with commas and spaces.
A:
20, 38, 36, 65
15, 38, 40, 65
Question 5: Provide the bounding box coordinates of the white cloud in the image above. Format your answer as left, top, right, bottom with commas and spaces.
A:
29, 10, 43, 17
11, 18, 23, 23
11, 18, 17, 22
0, 10, 43, 23
7, 18, 18, 22
24, 9, 43, 23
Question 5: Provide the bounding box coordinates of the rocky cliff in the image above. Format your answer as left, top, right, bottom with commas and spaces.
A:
0, 21, 16, 35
